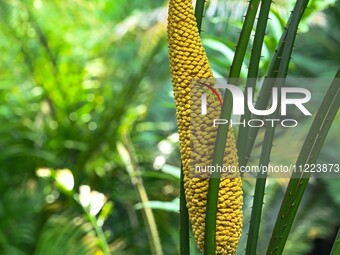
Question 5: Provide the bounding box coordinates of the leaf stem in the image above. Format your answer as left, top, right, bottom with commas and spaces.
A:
204, 1, 261, 254
237, 0, 272, 168
228, 0, 261, 79
180, 168, 190, 255
195, 0, 207, 34
330, 228, 340, 255
87, 213, 112, 255
118, 133, 164, 255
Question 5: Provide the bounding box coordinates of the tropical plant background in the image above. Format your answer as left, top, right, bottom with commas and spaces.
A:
0, 0, 339, 255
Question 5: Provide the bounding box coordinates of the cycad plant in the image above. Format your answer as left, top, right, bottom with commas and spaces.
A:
167, 0, 340, 254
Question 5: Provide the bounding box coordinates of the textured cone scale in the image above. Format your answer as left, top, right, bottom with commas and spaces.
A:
167, 0, 243, 254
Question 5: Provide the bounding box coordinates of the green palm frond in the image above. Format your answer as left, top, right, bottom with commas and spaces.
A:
34, 211, 101, 255
0, 183, 44, 255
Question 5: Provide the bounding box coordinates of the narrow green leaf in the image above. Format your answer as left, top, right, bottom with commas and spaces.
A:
195, 0, 207, 34
246, 178, 267, 255
237, 0, 272, 167
180, 169, 190, 255
205, 1, 261, 254
277, 0, 309, 78
229, 0, 261, 79
330, 228, 340, 255
242, 3, 273, 254
204, 96, 233, 255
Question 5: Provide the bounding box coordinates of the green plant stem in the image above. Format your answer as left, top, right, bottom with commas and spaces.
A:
277, 0, 309, 78
72, 195, 111, 255
204, 94, 233, 255
266, 69, 340, 255
87, 213, 112, 255
195, 0, 207, 34
118, 134, 164, 255
245, 109, 277, 255
194, 0, 227, 253
241, 2, 273, 254
237, 0, 272, 168
229, 0, 261, 78
205, 1, 261, 253
246, 178, 266, 254
330, 228, 340, 255
180, 168, 190, 255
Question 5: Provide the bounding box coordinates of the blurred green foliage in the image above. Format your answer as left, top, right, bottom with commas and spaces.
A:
0, 0, 339, 255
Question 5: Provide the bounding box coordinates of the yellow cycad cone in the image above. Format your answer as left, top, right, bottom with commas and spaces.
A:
167, 0, 243, 254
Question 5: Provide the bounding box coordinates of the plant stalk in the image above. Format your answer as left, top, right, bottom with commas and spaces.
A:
205, 1, 261, 254
237, 0, 272, 168
330, 228, 340, 255
118, 134, 164, 255
180, 168, 190, 255
195, 0, 207, 34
